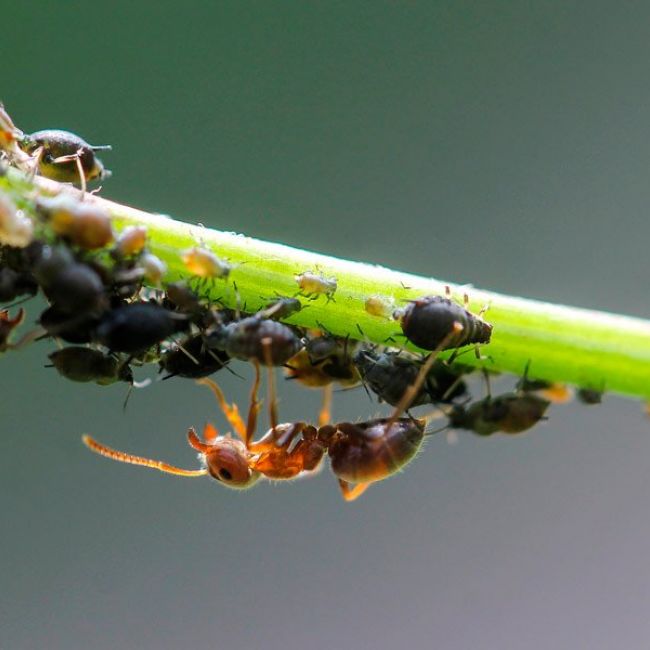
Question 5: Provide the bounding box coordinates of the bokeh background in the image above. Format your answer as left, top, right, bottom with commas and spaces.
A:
3, 3, 650, 648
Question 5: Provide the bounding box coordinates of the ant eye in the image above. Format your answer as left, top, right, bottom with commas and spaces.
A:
218, 468, 233, 481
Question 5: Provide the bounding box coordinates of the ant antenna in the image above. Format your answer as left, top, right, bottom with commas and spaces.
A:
82, 435, 207, 477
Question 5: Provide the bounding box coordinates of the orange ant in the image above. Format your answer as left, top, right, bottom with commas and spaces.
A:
83, 325, 463, 501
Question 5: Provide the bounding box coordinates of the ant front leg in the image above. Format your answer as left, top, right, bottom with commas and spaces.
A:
338, 479, 372, 502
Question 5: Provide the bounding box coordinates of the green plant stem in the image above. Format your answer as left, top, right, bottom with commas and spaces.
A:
4, 167, 650, 400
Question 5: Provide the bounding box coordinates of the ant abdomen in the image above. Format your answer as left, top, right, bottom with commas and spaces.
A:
322, 418, 425, 483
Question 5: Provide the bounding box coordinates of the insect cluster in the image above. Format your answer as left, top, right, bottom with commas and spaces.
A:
0, 104, 605, 502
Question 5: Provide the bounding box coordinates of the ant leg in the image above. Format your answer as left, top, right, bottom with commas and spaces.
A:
244, 362, 262, 447
52, 149, 87, 194
27, 146, 44, 180
195, 377, 247, 440
338, 479, 371, 502
386, 322, 464, 431
82, 435, 207, 477
318, 384, 333, 427
261, 337, 279, 432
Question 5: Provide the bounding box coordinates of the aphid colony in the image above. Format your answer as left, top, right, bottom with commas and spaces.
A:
0, 104, 590, 501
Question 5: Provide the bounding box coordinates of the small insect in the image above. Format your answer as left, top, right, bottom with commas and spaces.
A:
295, 270, 337, 302
94, 302, 189, 354
36, 195, 114, 250
0, 308, 25, 351
353, 347, 468, 407
114, 226, 148, 258
159, 334, 230, 380
182, 246, 230, 280
0, 267, 38, 303
206, 315, 303, 366
34, 245, 108, 315
577, 388, 603, 405
257, 296, 302, 320
0, 192, 33, 248
395, 289, 492, 352
364, 295, 394, 319
83, 325, 461, 501
47, 347, 133, 385
139, 253, 167, 287
286, 334, 360, 388
18, 128, 111, 193
39, 305, 100, 344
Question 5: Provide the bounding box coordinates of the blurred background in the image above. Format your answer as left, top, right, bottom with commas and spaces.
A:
3, 2, 650, 648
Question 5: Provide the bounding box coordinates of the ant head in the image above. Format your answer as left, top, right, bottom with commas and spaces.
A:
200, 437, 261, 489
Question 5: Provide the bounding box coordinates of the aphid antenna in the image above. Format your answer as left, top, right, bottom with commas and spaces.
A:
90, 144, 112, 151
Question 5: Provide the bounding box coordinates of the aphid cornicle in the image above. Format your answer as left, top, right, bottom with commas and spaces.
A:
83, 325, 462, 501
18, 129, 111, 190
396, 292, 492, 351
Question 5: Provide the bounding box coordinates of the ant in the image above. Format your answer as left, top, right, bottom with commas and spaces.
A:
83, 324, 463, 501
394, 287, 492, 353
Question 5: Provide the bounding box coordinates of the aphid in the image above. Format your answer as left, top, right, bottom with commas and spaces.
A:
83, 325, 461, 501
364, 295, 394, 319
0, 267, 38, 303
139, 253, 167, 287
34, 246, 108, 315
94, 302, 189, 354
258, 296, 302, 320
165, 281, 202, 314
295, 270, 337, 301
182, 246, 230, 279
286, 334, 360, 388
0, 192, 33, 248
18, 128, 111, 192
395, 290, 492, 352
353, 347, 468, 407
159, 334, 230, 379
519, 376, 573, 404
577, 388, 603, 405
39, 306, 100, 344
0, 308, 25, 351
206, 315, 303, 366
48, 347, 132, 385
37, 195, 114, 250
114, 226, 147, 258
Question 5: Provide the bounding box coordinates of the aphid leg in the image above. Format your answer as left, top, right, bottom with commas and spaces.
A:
195, 377, 247, 440
318, 383, 333, 427
27, 145, 44, 180
83, 435, 207, 477
338, 479, 371, 502
261, 337, 279, 432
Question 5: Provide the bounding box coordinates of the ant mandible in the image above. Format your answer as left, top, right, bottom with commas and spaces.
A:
83, 325, 462, 501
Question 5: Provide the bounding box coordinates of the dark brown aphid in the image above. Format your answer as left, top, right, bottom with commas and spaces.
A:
286, 334, 360, 388
39, 306, 100, 344
0, 267, 38, 303
94, 302, 189, 354
18, 129, 111, 192
159, 334, 230, 379
36, 195, 114, 250
48, 347, 132, 385
396, 291, 492, 351
448, 392, 550, 437
577, 388, 603, 405
83, 325, 461, 501
353, 347, 468, 407
206, 315, 303, 366
34, 246, 108, 315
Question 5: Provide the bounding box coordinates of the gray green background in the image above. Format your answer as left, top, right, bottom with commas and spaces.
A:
3, 3, 650, 648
